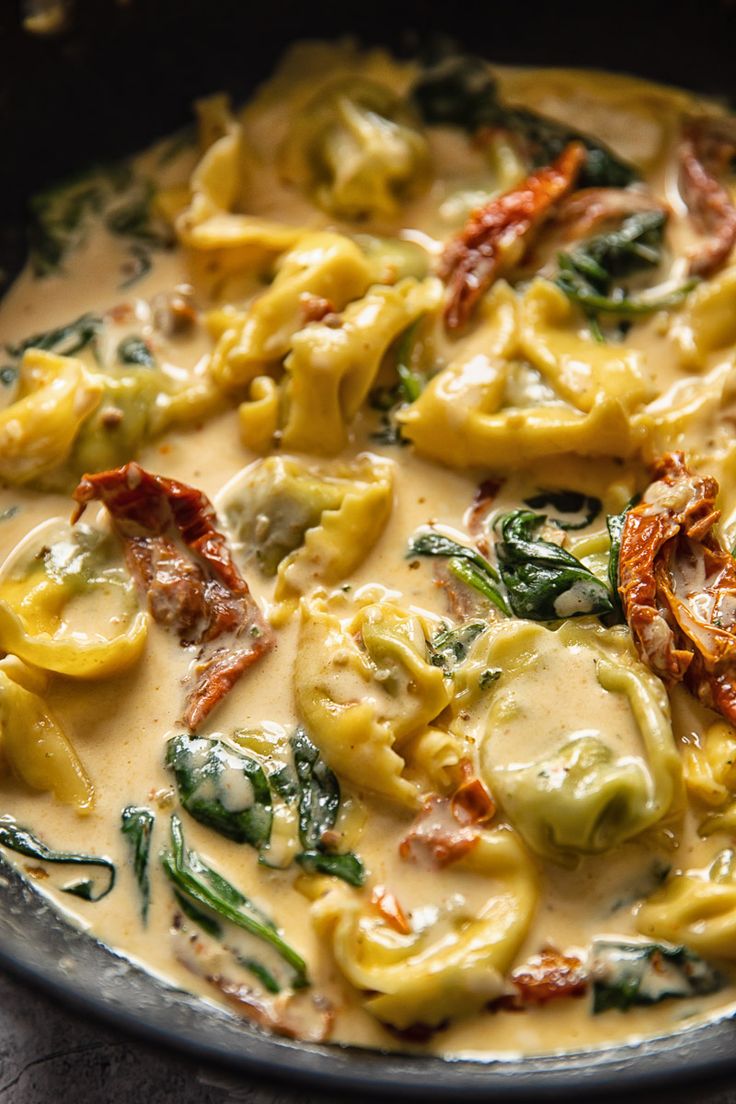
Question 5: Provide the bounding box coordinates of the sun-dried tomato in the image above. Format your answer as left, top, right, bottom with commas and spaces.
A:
618, 452, 736, 723
439, 141, 585, 330
679, 117, 736, 277
371, 885, 412, 935
510, 948, 589, 1004
73, 462, 273, 730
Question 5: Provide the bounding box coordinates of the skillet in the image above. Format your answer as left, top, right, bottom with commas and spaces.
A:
2, 1, 736, 1097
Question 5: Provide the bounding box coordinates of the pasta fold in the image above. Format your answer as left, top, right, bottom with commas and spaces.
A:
218, 453, 394, 625
0, 519, 147, 679
0, 658, 94, 811
313, 827, 538, 1028
295, 594, 451, 806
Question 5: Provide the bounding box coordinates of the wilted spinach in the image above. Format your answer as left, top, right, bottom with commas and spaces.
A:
407, 530, 511, 615
523, 489, 602, 531
555, 211, 697, 329
121, 805, 155, 922
410, 52, 637, 188
117, 336, 156, 368
161, 815, 308, 988
591, 938, 721, 1013
0, 817, 115, 901
291, 728, 365, 887
428, 621, 487, 673
166, 734, 273, 847
495, 510, 613, 620
5, 312, 102, 361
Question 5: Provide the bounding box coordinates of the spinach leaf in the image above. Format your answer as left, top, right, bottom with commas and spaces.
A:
495, 510, 613, 620
0, 817, 115, 901
5, 312, 102, 361
395, 320, 425, 403
117, 336, 156, 368
105, 180, 173, 248
410, 52, 637, 188
523, 489, 602, 531
407, 530, 511, 615
428, 621, 487, 673
290, 728, 366, 887
121, 805, 154, 922
296, 850, 365, 887
166, 734, 273, 847
555, 212, 697, 326
161, 815, 308, 988
591, 938, 721, 1013
292, 727, 339, 851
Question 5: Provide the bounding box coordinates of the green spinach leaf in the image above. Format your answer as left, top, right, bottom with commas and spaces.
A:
0, 817, 115, 901
523, 489, 602, 531
6, 312, 102, 361
410, 52, 637, 188
407, 530, 511, 615
166, 734, 273, 847
428, 621, 487, 673
117, 336, 156, 368
121, 805, 154, 922
290, 728, 366, 887
161, 815, 308, 988
591, 938, 721, 1013
495, 509, 613, 620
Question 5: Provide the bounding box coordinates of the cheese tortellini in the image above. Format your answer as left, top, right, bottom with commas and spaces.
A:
295, 594, 452, 805
207, 231, 372, 390
637, 850, 736, 961
0, 348, 220, 492
0, 657, 94, 811
399, 281, 649, 470
172, 93, 305, 273
0, 350, 103, 487
217, 453, 394, 624
476, 620, 682, 862
282, 275, 441, 454
278, 77, 431, 220
0, 519, 147, 679
313, 826, 538, 1028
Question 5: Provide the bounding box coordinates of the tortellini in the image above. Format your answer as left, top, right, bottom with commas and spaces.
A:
173, 94, 305, 271
637, 850, 736, 961
683, 721, 736, 809
207, 231, 372, 390
0, 349, 103, 486
218, 453, 394, 625
0, 519, 147, 679
278, 77, 431, 220
671, 265, 736, 370
295, 594, 452, 806
476, 620, 682, 862
313, 826, 538, 1028
398, 281, 648, 470
282, 275, 442, 454
0, 348, 220, 492
0, 657, 94, 811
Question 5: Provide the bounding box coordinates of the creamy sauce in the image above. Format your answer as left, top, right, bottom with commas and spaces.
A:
2, 42, 736, 1059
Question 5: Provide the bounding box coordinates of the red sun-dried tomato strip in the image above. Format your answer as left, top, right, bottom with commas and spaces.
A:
679, 117, 736, 277
509, 948, 589, 1005
72, 462, 273, 730
399, 769, 496, 868
618, 452, 736, 723
439, 141, 585, 331
371, 885, 412, 935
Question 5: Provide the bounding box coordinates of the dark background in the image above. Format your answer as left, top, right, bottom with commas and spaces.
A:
2, 0, 736, 284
